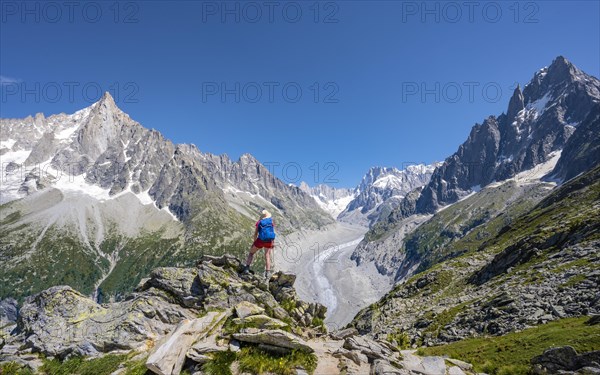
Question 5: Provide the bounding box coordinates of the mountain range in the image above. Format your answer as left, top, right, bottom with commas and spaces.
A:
0, 94, 336, 301
1, 55, 599, 375
354, 55, 600, 279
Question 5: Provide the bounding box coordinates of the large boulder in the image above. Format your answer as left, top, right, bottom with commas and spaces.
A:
343, 335, 398, 361
146, 267, 202, 307
233, 328, 314, 353
17, 286, 195, 358
146, 310, 230, 375
234, 301, 265, 319
232, 314, 288, 329
370, 359, 410, 374
532, 346, 600, 374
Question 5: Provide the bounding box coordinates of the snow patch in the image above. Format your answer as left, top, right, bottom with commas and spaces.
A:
311, 193, 355, 219
528, 93, 552, 116
0, 139, 16, 149
54, 126, 78, 140
0, 149, 34, 204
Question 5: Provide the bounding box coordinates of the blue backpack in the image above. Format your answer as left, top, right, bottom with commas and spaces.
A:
257, 218, 276, 241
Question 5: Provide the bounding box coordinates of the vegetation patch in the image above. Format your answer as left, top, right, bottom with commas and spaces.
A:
0, 362, 35, 375
420, 317, 600, 375
40, 354, 128, 375
237, 346, 318, 375
201, 351, 236, 375
386, 329, 411, 349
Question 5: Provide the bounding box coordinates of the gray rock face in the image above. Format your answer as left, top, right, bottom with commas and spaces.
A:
330, 327, 358, 341
342, 335, 398, 362
370, 358, 409, 374
17, 285, 196, 358
234, 301, 265, 319
0, 255, 327, 364
552, 104, 600, 182
268, 271, 327, 326
0, 299, 18, 324
379, 56, 600, 221
531, 346, 600, 374
147, 311, 231, 375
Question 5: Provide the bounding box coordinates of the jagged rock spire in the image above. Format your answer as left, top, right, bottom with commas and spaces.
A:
506, 84, 525, 123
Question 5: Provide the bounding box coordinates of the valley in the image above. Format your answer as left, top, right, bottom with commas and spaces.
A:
276, 223, 391, 329
1, 55, 599, 374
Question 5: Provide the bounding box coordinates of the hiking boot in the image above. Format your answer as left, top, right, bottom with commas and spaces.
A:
264, 270, 273, 280
240, 265, 251, 275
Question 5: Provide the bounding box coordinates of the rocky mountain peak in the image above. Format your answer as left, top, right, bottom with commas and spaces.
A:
73, 92, 134, 161
546, 55, 578, 81
239, 152, 259, 165
522, 55, 593, 105
506, 84, 525, 122
95, 91, 119, 111
372, 56, 600, 225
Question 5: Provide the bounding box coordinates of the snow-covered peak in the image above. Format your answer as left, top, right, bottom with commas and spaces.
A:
338, 162, 439, 226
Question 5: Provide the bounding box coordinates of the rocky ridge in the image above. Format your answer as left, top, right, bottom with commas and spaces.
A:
1, 255, 485, 375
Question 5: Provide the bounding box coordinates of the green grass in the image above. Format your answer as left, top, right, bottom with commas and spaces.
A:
39, 354, 128, 375
122, 355, 149, 375
237, 346, 318, 375
560, 274, 587, 288
550, 258, 590, 274
420, 317, 600, 375
0, 362, 35, 375
386, 329, 411, 349
201, 351, 237, 375
424, 301, 471, 335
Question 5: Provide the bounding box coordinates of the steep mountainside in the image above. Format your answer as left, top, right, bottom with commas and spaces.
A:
353, 171, 556, 280
351, 163, 600, 349
0, 94, 333, 301
374, 56, 599, 227
353, 56, 600, 279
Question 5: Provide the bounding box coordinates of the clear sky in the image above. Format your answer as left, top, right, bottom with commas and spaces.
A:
1, 0, 599, 187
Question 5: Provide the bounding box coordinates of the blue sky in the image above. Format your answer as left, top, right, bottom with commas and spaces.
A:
1, 0, 599, 187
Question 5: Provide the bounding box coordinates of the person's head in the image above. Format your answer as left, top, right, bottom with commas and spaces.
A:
260, 209, 271, 219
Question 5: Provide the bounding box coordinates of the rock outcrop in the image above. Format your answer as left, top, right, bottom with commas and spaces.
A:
531, 346, 600, 374
0, 255, 484, 375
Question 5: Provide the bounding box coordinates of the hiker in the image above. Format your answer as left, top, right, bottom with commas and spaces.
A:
242, 209, 276, 279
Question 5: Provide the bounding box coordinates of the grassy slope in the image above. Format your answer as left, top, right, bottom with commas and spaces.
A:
0, 193, 257, 301
402, 180, 551, 273
421, 317, 600, 375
